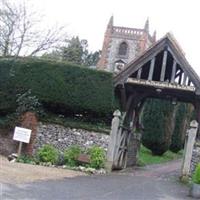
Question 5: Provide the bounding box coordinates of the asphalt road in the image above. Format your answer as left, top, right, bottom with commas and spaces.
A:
1, 173, 193, 200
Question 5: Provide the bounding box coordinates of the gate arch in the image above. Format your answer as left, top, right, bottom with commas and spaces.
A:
107, 33, 200, 170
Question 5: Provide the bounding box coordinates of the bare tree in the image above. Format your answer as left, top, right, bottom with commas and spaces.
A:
0, 0, 67, 57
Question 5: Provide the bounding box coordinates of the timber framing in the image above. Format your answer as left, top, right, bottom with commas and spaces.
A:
114, 33, 200, 108
108, 33, 200, 170
114, 33, 200, 98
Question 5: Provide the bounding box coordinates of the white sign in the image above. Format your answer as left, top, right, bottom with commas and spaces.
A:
13, 127, 32, 143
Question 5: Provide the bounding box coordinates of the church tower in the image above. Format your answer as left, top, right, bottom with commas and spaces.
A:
97, 16, 156, 73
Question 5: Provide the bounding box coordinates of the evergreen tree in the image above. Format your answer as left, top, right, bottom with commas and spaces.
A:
170, 103, 193, 153
42, 36, 100, 67
142, 99, 175, 155
62, 36, 85, 65
84, 50, 101, 67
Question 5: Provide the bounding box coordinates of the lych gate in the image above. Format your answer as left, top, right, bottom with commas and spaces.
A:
107, 33, 200, 170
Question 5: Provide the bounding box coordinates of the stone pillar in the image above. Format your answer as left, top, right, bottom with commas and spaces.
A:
20, 112, 38, 156
181, 120, 198, 178
106, 110, 121, 171
190, 141, 200, 173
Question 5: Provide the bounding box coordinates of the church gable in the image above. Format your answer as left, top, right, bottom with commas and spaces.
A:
114, 33, 200, 95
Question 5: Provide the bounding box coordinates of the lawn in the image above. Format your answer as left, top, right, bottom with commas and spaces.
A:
138, 145, 183, 166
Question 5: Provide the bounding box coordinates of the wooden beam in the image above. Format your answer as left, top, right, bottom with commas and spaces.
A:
178, 71, 183, 84
148, 57, 155, 81
125, 94, 134, 113
120, 86, 127, 111
188, 79, 191, 86
160, 50, 168, 81
125, 96, 135, 128
183, 73, 187, 86
114, 41, 166, 86
195, 101, 200, 124
171, 60, 176, 83
137, 68, 142, 79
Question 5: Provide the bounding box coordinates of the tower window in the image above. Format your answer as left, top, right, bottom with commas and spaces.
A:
118, 42, 128, 56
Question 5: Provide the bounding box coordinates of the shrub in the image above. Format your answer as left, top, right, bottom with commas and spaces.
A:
64, 146, 81, 166
0, 58, 116, 120
37, 144, 59, 164
16, 155, 36, 164
142, 99, 175, 155
0, 114, 16, 129
170, 103, 193, 153
87, 146, 105, 169
193, 163, 200, 184
16, 89, 44, 116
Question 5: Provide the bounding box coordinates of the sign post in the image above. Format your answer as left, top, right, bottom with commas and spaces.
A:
17, 142, 23, 156
13, 127, 32, 156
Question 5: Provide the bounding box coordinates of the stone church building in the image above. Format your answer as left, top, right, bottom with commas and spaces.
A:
97, 16, 156, 73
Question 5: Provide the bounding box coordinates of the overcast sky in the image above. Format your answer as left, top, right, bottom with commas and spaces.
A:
30, 0, 200, 74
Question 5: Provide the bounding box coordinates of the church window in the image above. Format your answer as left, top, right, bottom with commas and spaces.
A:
118, 42, 128, 56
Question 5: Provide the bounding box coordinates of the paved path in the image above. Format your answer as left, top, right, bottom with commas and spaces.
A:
1, 159, 193, 200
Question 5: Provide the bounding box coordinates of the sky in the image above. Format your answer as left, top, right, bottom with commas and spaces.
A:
29, 0, 200, 74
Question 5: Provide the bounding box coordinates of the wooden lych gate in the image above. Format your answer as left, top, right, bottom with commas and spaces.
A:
107, 33, 200, 170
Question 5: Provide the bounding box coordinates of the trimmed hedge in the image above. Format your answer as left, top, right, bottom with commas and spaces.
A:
0, 58, 116, 118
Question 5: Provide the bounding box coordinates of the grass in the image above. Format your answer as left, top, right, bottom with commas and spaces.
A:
138, 145, 183, 166
0, 112, 111, 133
41, 114, 110, 134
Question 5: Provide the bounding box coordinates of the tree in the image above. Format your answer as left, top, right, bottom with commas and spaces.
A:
43, 36, 101, 67
41, 49, 62, 61
142, 99, 175, 155
0, 0, 66, 57
170, 103, 193, 153
84, 50, 101, 67
62, 36, 85, 65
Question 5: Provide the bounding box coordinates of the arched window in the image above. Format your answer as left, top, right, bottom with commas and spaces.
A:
118, 42, 128, 56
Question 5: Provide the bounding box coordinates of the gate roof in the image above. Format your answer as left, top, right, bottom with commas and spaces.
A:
114, 33, 200, 98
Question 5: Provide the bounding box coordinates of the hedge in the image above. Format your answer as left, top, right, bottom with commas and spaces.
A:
0, 58, 116, 118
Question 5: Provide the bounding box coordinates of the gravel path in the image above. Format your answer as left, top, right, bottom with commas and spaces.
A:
118, 159, 183, 180
0, 155, 85, 184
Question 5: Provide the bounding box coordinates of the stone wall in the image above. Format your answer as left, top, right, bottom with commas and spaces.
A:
107, 38, 139, 71
33, 122, 110, 154
191, 140, 200, 173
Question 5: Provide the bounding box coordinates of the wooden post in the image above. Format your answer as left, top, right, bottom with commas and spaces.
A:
160, 50, 168, 81
188, 79, 191, 86
106, 110, 121, 171
183, 73, 187, 86
178, 71, 183, 84
120, 86, 126, 111
17, 142, 23, 156
148, 57, 155, 81
171, 60, 176, 83
181, 120, 198, 179
137, 68, 142, 79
